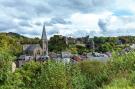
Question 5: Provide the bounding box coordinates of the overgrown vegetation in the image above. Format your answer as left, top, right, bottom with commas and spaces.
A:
1, 33, 135, 88
1, 52, 135, 89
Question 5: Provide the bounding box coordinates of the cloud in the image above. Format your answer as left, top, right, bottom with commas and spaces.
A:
34, 22, 42, 26
48, 29, 59, 36
19, 20, 32, 27
47, 0, 111, 13
49, 17, 72, 25
0, 0, 135, 38
98, 19, 107, 33
0, 16, 18, 32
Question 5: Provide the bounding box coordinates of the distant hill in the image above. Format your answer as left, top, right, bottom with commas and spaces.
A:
0, 32, 27, 39
7, 32, 27, 38
0, 32, 41, 44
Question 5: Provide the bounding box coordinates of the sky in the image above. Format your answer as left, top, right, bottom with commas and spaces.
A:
0, 0, 135, 38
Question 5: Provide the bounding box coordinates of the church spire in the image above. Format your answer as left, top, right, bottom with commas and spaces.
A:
42, 23, 48, 57
42, 23, 47, 40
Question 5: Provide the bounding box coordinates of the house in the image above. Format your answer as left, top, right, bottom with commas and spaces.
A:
105, 52, 112, 57
61, 52, 72, 63
116, 39, 122, 45
79, 55, 87, 60
61, 52, 72, 58
86, 52, 110, 61
49, 52, 58, 59
130, 44, 135, 49
71, 56, 81, 63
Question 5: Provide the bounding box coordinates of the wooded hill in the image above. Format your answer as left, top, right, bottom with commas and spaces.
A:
0, 32, 135, 56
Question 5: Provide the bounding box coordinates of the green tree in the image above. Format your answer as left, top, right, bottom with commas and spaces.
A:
98, 43, 113, 52
49, 35, 68, 53
0, 50, 14, 89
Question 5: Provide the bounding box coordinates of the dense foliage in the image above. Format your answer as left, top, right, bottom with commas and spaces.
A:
1, 52, 135, 89
48, 35, 135, 54
49, 35, 68, 53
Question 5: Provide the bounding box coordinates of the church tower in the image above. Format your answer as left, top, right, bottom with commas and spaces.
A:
42, 23, 48, 57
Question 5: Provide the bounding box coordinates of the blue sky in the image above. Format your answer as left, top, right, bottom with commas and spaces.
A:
0, 0, 135, 38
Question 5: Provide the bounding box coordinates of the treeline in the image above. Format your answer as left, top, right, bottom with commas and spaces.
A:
1, 32, 135, 55
48, 35, 135, 54
92, 36, 135, 52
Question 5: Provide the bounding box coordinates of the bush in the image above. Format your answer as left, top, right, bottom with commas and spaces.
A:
38, 60, 85, 89
78, 61, 109, 89
18, 61, 42, 89
108, 52, 135, 78
103, 78, 134, 89
13, 60, 85, 89
102, 52, 135, 89
0, 50, 14, 89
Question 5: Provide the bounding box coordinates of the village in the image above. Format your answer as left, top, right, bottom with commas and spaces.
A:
16, 23, 135, 67
1, 0, 135, 88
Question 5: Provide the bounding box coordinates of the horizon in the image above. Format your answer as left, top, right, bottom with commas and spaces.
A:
1, 32, 135, 40
0, 0, 135, 38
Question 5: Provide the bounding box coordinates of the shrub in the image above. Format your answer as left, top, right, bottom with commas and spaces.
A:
103, 78, 134, 89
37, 60, 85, 89
108, 52, 135, 78
0, 50, 14, 89
78, 61, 109, 89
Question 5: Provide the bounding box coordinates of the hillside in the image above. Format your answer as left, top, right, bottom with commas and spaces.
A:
0, 32, 40, 56
1, 32, 135, 56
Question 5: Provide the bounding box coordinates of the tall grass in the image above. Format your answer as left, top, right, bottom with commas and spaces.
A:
102, 51, 135, 89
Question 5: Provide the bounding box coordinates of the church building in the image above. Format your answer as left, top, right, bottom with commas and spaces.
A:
17, 23, 48, 67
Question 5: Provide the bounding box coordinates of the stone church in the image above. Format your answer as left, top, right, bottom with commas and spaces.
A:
17, 23, 48, 67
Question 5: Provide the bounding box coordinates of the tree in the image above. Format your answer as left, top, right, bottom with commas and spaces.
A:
98, 43, 113, 53
0, 49, 14, 88
49, 35, 68, 53
76, 45, 89, 54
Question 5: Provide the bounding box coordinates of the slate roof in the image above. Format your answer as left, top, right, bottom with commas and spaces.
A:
26, 44, 41, 52
61, 52, 72, 58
